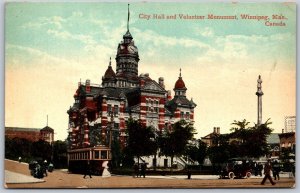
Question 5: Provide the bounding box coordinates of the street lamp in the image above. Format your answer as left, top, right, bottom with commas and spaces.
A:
109, 112, 114, 149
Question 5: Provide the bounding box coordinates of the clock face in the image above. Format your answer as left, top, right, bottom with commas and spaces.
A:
128, 45, 136, 53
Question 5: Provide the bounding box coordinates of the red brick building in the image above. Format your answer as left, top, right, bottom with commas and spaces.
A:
279, 131, 296, 151
67, 20, 196, 150
5, 126, 54, 144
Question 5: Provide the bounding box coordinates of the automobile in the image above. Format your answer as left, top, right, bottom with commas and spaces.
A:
48, 163, 54, 172
28, 160, 44, 178
219, 158, 252, 179
29, 160, 38, 176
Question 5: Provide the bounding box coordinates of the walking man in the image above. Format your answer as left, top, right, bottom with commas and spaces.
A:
83, 160, 92, 179
140, 163, 146, 178
261, 159, 276, 185
133, 163, 139, 178
272, 160, 280, 180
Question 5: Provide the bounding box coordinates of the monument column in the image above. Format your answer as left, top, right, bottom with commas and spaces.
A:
256, 75, 264, 126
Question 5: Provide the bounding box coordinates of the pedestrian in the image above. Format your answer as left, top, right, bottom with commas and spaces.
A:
272, 160, 280, 180
42, 160, 48, 177
140, 163, 146, 178
83, 160, 92, 179
102, 161, 111, 178
258, 163, 263, 176
187, 167, 192, 179
261, 159, 276, 185
253, 162, 258, 176
133, 163, 139, 178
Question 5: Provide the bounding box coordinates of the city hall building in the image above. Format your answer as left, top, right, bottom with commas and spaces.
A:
67, 7, 196, 171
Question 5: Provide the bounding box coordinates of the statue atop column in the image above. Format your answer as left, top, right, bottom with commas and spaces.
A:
257, 75, 263, 94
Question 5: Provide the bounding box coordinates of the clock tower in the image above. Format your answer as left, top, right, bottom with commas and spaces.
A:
115, 4, 139, 82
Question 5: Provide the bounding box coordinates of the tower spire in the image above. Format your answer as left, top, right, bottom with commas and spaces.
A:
127, 4, 130, 32
109, 57, 111, 66
179, 68, 182, 77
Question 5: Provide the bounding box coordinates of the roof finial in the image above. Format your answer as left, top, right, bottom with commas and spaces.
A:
127, 4, 130, 32
46, 115, 48, 127
179, 68, 182, 77
109, 57, 111, 66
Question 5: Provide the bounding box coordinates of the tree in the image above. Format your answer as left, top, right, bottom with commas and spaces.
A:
230, 119, 250, 132
185, 140, 207, 165
207, 134, 231, 164
125, 118, 158, 165
229, 118, 273, 158
5, 137, 32, 161
159, 120, 195, 165
207, 119, 273, 165
52, 140, 68, 169
31, 140, 52, 161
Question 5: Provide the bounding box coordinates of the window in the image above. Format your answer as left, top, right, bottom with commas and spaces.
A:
281, 143, 285, 148
186, 112, 190, 119
114, 105, 119, 115
107, 104, 112, 113
101, 151, 108, 159
180, 112, 184, 119
95, 151, 100, 159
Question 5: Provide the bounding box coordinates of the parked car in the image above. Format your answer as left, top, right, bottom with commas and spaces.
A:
219, 158, 252, 179
48, 163, 54, 172
29, 160, 44, 178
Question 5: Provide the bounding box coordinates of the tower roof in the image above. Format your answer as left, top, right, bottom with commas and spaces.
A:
41, 126, 54, 132
103, 57, 116, 79
174, 68, 186, 90
123, 30, 133, 40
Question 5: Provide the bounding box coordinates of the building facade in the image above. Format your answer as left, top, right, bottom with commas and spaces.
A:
201, 127, 221, 147
67, 11, 196, 153
5, 126, 54, 144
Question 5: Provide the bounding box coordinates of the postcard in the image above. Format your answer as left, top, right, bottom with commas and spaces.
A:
4, 1, 296, 189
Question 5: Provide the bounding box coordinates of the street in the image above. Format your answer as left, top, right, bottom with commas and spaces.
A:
4, 159, 295, 189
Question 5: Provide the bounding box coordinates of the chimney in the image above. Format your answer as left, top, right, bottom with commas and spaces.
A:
167, 90, 172, 100
159, 77, 165, 88
140, 79, 145, 87
282, 129, 284, 133
213, 127, 217, 133
217, 127, 220, 134
86, 79, 91, 93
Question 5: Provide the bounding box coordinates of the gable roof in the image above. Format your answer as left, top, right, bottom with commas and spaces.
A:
267, 133, 280, 144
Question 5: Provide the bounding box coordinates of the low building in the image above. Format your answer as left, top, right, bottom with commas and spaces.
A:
279, 130, 295, 151
201, 127, 221, 147
266, 133, 280, 158
5, 126, 54, 144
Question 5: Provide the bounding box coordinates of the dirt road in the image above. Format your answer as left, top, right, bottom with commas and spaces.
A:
4, 159, 295, 189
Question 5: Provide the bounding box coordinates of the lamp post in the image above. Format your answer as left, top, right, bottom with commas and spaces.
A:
109, 112, 114, 149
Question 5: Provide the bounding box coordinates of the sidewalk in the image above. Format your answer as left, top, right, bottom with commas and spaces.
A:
5, 170, 45, 184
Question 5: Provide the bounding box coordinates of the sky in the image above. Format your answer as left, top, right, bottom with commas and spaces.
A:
5, 2, 296, 141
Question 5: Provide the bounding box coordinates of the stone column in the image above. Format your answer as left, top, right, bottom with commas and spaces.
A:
256, 75, 264, 126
